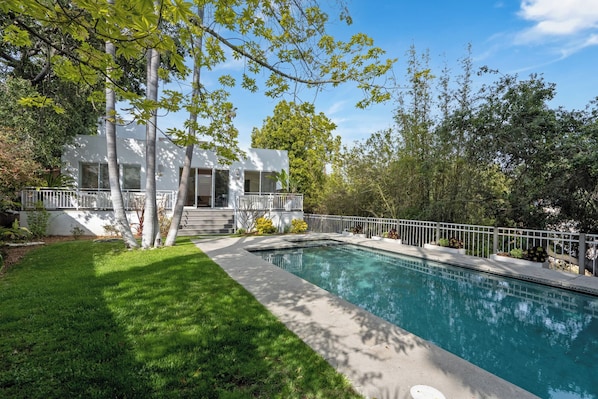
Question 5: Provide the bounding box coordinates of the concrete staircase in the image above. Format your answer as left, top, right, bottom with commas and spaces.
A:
177, 209, 235, 236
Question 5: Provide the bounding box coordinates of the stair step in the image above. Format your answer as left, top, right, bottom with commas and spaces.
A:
178, 209, 235, 235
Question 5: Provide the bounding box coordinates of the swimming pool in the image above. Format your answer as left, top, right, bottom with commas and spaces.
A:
253, 243, 598, 399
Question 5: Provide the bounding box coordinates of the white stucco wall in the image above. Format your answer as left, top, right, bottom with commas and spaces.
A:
19, 209, 146, 236
19, 209, 304, 236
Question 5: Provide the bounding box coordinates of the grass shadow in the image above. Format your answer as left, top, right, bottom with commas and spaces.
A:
0, 240, 152, 398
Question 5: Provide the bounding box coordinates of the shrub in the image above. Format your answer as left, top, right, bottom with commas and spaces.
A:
525, 246, 548, 262
438, 237, 463, 249
27, 201, 49, 238
236, 228, 247, 235
449, 237, 464, 249
255, 217, 276, 234
290, 219, 308, 233
71, 226, 85, 240
1, 219, 31, 242
510, 248, 524, 259
387, 228, 399, 239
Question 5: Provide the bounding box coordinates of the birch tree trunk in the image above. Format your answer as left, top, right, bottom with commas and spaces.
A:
105, 0, 139, 248
142, 47, 160, 248
164, 6, 204, 247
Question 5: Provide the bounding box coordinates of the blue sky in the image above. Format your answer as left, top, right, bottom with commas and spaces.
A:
153, 0, 598, 149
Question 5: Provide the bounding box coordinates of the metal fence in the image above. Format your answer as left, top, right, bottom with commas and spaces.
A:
304, 214, 598, 277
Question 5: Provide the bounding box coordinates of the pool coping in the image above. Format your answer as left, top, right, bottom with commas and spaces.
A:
193, 233, 598, 399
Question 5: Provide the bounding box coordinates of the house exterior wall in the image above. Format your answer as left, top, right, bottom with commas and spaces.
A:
61, 134, 289, 208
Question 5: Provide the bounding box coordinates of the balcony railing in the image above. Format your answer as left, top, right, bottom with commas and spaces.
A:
21, 188, 175, 210
304, 213, 598, 277
236, 193, 303, 211
20, 189, 304, 212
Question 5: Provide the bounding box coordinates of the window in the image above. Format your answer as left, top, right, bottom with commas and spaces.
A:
81, 163, 110, 189
122, 165, 141, 190
261, 172, 277, 193
80, 162, 140, 190
244, 171, 260, 193
244, 171, 277, 193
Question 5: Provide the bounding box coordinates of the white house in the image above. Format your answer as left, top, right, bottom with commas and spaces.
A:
20, 123, 303, 236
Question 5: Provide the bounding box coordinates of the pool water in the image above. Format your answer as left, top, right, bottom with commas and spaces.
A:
254, 243, 598, 399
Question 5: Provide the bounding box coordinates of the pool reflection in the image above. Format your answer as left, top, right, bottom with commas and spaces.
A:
255, 244, 598, 399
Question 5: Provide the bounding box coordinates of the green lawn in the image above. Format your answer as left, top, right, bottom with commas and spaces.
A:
0, 238, 362, 399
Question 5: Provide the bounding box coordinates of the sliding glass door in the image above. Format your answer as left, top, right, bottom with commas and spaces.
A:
180, 168, 229, 208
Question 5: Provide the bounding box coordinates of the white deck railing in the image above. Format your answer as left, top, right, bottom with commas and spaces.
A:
21, 188, 176, 210
304, 214, 598, 277
20, 189, 304, 212
236, 193, 303, 211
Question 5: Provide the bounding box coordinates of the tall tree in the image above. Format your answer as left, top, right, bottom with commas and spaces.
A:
251, 101, 340, 212
470, 72, 561, 228
104, 0, 139, 248
2, 0, 395, 246
142, 46, 161, 249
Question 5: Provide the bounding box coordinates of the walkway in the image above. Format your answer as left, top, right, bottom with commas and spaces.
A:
193, 233, 598, 399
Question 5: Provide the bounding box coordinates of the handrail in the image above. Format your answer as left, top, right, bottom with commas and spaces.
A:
20, 188, 175, 211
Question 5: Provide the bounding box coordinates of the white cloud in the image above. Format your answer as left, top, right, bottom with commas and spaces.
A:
517, 0, 598, 42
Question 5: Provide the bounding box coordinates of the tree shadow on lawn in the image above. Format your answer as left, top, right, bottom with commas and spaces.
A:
95, 240, 361, 398
0, 240, 153, 399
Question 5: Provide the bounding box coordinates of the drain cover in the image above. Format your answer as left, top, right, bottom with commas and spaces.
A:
410, 385, 446, 399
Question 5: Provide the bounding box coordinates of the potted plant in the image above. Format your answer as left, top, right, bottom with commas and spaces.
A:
381, 228, 401, 244
490, 246, 548, 267
424, 237, 466, 255
351, 225, 366, 238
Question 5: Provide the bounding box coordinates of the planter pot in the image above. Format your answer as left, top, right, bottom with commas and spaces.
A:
382, 238, 402, 244
371, 235, 382, 241
424, 243, 466, 255
490, 254, 548, 268
341, 231, 352, 236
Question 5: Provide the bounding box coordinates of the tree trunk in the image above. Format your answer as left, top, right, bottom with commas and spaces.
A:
105, 1, 138, 249
142, 47, 160, 248
165, 6, 205, 247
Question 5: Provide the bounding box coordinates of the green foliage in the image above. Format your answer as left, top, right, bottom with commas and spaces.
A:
0, 219, 32, 242
26, 202, 49, 238
438, 237, 463, 249
255, 217, 277, 235
252, 101, 341, 212
0, 126, 43, 200
320, 45, 598, 233
70, 226, 85, 240
510, 248, 524, 259
0, 78, 98, 169
525, 246, 548, 263
41, 171, 75, 188
0, 239, 362, 398
289, 219, 308, 234
236, 227, 246, 235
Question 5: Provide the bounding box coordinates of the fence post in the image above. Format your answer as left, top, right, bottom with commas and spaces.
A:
578, 233, 586, 275
435, 222, 440, 244
493, 227, 498, 254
